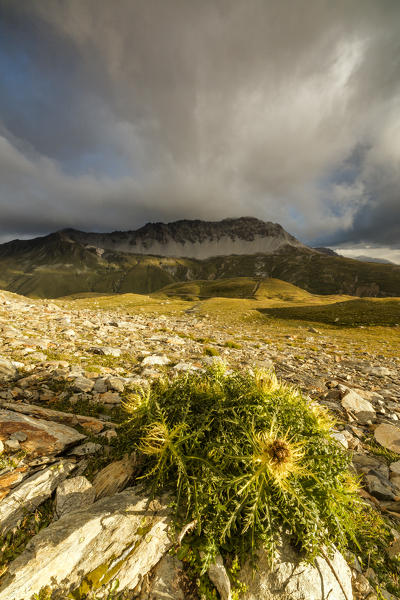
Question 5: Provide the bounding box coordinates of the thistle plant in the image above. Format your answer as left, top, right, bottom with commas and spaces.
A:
121, 365, 365, 570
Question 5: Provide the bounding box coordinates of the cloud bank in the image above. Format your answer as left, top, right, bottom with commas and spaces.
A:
0, 0, 399, 249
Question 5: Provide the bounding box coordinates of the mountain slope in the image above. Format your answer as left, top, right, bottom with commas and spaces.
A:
0, 220, 399, 298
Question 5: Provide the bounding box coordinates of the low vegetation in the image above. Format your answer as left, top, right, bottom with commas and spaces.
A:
121, 366, 385, 576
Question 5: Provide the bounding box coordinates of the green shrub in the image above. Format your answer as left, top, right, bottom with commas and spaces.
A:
121, 366, 367, 571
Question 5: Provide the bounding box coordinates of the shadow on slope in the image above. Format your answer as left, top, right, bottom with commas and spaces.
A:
258, 298, 400, 327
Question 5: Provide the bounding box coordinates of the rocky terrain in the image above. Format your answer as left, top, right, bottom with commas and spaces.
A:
0, 289, 399, 599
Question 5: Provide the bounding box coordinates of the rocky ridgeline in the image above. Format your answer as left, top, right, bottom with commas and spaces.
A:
0, 291, 399, 599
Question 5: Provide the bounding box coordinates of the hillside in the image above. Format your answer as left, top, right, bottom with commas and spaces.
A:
0, 220, 399, 298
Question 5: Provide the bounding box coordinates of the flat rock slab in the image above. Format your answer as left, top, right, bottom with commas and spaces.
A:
374, 423, 400, 455
0, 410, 85, 457
0, 487, 172, 600
240, 536, 353, 600
0, 460, 75, 535
0, 401, 106, 434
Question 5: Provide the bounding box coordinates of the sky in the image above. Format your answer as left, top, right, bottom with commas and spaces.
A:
0, 0, 399, 261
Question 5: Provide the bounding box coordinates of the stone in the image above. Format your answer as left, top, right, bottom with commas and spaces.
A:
5, 438, 20, 451
73, 376, 95, 393
0, 440, 3, 454
107, 376, 125, 392
0, 358, 17, 381
365, 472, 395, 500
0, 410, 85, 457
142, 354, 170, 367
331, 431, 349, 449
0, 460, 75, 535
99, 391, 121, 404
390, 461, 400, 475
0, 401, 105, 433
92, 454, 138, 499
361, 366, 394, 377
374, 424, 400, 454
9, 430, 28, 442
240, 536, 353, 600
0, 488, 172, 600
69, 442, 102, 456
341, 389, 375, 424
139, 554, 185, 600
55, 476, 95, 519
208, 553, 232, 600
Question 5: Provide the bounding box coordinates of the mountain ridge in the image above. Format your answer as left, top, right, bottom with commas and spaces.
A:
0, 217, 399, 298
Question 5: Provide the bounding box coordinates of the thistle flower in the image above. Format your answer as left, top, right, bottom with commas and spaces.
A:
252, 421, 308, 489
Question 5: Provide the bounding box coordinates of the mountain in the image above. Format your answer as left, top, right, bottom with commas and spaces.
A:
352, 255, 396, 265
0, 218, 399, 298
60, 216, 304, 259
313, 247, 339, 257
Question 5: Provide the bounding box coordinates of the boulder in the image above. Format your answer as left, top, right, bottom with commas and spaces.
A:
0, 460, 75, 534
240, 537, 353, 600
0, 487, 172, 600
0, 410, 85, 457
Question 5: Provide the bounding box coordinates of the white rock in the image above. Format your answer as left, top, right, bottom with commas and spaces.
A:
240, 537, 353, 600
139, 554, 185, 599
341, 389, 375, 424
0, 357, 17, 380
208, 553, 232, 600
0, 488, 172, 600
142, 354, 170, 367
0, 460, 76, 535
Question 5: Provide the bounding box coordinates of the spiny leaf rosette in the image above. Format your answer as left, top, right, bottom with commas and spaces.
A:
122, 365, 363, 570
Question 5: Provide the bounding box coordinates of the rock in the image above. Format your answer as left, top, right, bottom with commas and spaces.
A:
365, 472, 396, 500
390, 461, 400, 475
55, 476, 95, 519
0, 357, 17, 380
0, 488, 172, 599
5, 438, 20, 451
9, 430, 28, 442
98, 391, 121, 405
73, 376, 95, 393
240, 536, 353, 600
208, 553, 232, 600
0, 401, 105, 433
142, 354, 170, 367
361, 366, 394, 377
139, 554, 185, 599
331, 431, 349, 449
0, 410, 85, 457
341, 389, 375, 424
387, 537, 400, 559
0, 460, 75, 534
374, 424, 400, 454
107, 376, 125, 392
92, 454, 138, 499
69, 442, 102, 456
0, 440, 3, 454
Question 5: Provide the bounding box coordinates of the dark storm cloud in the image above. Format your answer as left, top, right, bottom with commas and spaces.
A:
0, 0, 399, 247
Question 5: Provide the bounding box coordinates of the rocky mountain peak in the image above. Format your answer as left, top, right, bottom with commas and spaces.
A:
64, 217, 305, 259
